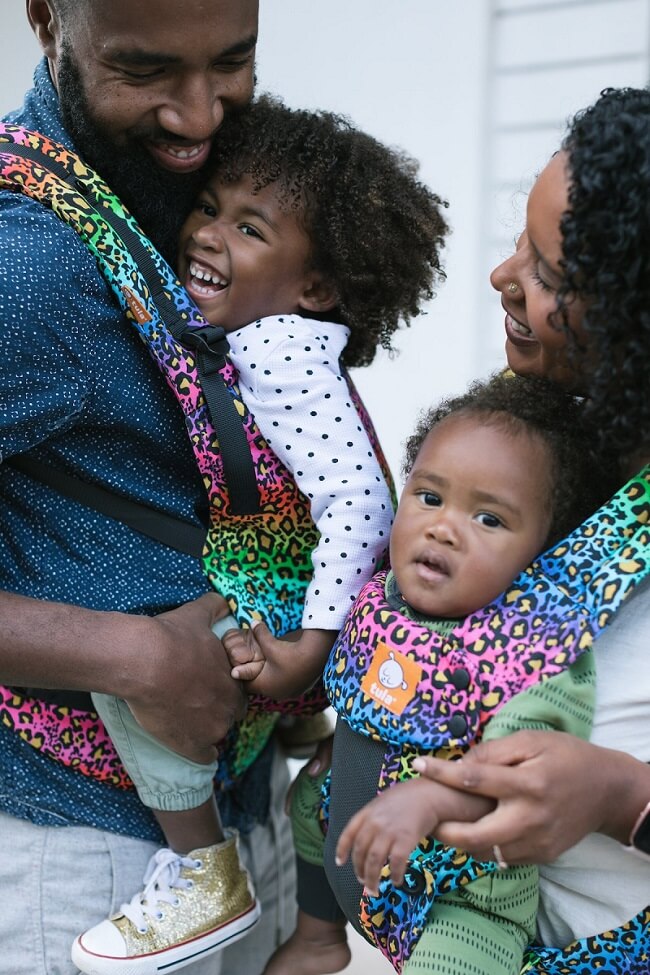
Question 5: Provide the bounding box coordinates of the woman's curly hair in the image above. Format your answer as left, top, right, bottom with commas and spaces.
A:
402, 372, 620, 546
558, 87, 650, 455
210, 94, 449, 367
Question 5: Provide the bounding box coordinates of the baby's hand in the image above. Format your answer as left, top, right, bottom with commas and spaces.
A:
335, 778, 442, 895
222, 627, 265, 682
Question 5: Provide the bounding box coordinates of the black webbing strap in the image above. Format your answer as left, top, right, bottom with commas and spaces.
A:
178, 325, 261, 515
7, 454, 205, 558
1, 140, 260, 516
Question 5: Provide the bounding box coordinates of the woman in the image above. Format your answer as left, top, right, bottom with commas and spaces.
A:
415, 85, 650, 961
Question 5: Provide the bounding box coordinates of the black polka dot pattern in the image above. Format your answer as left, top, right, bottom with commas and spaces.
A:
228, 315, 394, 628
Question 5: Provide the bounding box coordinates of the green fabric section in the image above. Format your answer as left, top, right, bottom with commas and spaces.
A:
290, 765, 329, 865
483, 649, 595, 744
405, 866, 538, 975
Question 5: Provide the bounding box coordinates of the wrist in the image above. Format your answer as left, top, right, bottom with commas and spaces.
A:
595, 747, 650, 844
625, 798, 650, 859
93, 612, 159, 699
0, 593, 149, 697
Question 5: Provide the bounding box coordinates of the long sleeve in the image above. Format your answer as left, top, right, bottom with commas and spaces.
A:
227, 315, 393, 629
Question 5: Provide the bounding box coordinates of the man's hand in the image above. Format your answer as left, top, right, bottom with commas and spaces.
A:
124, 592, 247, 764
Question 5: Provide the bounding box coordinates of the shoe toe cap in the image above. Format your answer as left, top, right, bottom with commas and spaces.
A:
77, 919, 128, 958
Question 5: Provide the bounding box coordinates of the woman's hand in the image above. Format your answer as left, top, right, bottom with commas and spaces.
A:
283, 733, 334, 814
413, 730, 648, 863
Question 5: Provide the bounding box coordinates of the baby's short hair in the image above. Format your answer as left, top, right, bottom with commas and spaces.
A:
402, 372, 621, 546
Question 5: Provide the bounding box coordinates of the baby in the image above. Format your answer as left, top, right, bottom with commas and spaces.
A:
237, 372, 619, 975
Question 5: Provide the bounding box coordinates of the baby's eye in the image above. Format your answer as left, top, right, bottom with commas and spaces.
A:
416, 491, 441, 507
476, 512, 503, 528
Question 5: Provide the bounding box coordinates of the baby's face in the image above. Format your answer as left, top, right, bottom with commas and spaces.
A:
177, 174, 315, 332
390, 414, 553, 619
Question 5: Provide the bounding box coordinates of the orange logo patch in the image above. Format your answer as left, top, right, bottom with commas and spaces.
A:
360, 641, 423, 715
122, 286, 152, 324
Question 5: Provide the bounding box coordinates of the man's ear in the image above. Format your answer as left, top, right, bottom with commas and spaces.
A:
27, 0, 60, 62
299, 274, 339, 315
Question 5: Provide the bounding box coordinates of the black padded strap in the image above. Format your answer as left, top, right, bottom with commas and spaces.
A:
7, 454, 205, 558
179, 325, 261, 515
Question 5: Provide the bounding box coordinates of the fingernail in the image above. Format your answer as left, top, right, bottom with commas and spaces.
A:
308, 759, 321, 775
412, 758, 425, 772
335, 855, 343, 866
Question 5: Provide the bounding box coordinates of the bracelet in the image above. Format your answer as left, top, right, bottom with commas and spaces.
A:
624, 798, 650, 860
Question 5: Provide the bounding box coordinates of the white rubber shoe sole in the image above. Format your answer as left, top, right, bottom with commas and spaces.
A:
71, 898, 261, 975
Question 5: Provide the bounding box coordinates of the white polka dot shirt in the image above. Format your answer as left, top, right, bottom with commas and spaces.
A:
228, 314, 393, 629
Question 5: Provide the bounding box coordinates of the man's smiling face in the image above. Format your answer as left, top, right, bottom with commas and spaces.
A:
30, 0, 258, 254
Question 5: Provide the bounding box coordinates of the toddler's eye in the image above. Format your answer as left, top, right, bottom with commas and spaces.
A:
195, 200, 216, 218
416, 491, 441, 507
240, 224, 263, 240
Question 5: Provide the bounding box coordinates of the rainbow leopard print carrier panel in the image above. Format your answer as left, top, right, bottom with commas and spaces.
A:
0, 123, 393, 789
323, 468, 650, 974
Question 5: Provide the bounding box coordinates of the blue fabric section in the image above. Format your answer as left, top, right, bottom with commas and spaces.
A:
0, 61, 271, 837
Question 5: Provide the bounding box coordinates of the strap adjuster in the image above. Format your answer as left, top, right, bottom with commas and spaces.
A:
180, 323, 230, 359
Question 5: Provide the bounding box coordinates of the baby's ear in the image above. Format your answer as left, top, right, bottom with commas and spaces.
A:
299, 274, 339, 314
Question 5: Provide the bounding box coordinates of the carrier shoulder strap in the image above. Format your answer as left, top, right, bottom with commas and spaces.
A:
0, 124, 260, 524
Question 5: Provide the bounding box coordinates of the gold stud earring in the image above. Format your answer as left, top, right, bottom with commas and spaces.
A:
507, 282, 518, 294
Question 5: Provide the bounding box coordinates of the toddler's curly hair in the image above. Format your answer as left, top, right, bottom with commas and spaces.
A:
211, 94, 449, 367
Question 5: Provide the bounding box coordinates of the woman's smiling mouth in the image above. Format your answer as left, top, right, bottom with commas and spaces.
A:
505, 310, 536, 346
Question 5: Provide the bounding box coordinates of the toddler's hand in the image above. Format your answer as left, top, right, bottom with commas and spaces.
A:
222, 626, 265, 682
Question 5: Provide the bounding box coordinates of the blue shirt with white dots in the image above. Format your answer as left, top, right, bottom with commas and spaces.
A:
0, 61, 271, 839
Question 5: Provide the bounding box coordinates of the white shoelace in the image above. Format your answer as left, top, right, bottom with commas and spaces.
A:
120, 848, 200, 933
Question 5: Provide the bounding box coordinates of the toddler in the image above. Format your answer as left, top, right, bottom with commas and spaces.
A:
72, 94, 449, 975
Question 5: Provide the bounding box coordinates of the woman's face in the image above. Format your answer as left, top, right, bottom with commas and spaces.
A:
490, 151, 587, 389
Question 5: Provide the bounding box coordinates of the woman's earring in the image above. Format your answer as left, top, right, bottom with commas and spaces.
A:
507, 282, 519, 294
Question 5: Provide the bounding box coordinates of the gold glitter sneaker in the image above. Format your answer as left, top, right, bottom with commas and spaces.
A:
71, 830, 260, 975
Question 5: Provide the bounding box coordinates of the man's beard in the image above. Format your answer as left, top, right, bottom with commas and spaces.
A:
57, 46, 209, 263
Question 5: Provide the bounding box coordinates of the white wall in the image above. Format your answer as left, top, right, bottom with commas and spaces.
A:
2, 2, 649, 486
254, 2, 491, 482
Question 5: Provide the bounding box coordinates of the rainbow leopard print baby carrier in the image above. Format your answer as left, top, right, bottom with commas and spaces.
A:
323, 468, 650, 974
0, 124, 392, 790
